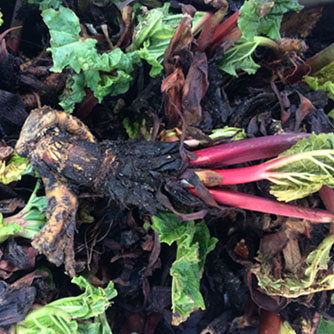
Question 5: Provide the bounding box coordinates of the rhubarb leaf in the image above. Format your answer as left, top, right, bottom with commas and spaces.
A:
238, 0, 302, 40
59, 73, 86, 112
217, 36, 278, 76
304, 62, 334, 100
0, 154, 32, 184
0, 12, 3, 26
152, 212, 217, 326
128, 3, 205, 77
0, 216, 23, 244
42, 6, 141, 112
267, 133, 334, 201
317, 317, 334, 334
218, 0, 302, 76
252, 234, 334, 298
217, 37, 261, 76
0, 182, 47, 243
15, 276, 116, 333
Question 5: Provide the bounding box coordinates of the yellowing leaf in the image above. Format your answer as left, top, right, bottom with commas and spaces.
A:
252, 234, 334, 298
0, 154, 31, 184
268, 133, 334, 201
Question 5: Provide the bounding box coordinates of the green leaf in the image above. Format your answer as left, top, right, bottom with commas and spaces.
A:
42, 7, 97, 73
42, 6, 141, 112
15, 276, 116, 334
239, 0, 302, 40
267, 133, 334, 201
59, 73, 86, 112
152, 212, 217, 325
0, 214, 23, 243
317, 317, 334, 334
1, 181, 47, 242
123, 117, 140, 139
0, 153, 31, 184
0, 12, 3, 26
94, 71, 133, 101
304, 62, 334, 100
217, 36, 278, 76
152, 212, 188, 245
252, 234, 334, 298
219, 0, 302, 77
217, 37, 260, 76
128, 3, 205, 77
27, 0, 61, 10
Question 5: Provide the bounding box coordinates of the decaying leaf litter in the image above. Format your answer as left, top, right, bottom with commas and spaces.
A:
1, 0, 334, 333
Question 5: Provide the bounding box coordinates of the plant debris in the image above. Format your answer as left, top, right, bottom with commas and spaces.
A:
1, 0, 334, 333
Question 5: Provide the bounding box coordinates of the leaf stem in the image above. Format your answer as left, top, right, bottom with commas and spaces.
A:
194, 148, 334, 187
190, 133, 309, 168
190, 188, 334, 223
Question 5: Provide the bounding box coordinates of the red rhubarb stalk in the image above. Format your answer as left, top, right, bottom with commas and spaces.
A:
209, 27, 242, 55
190, 188, 334, 223
190, 133, 309, 168
195, 4, 229, 52
211, 9, 240, 45
319, 185, 334, 233
199, 148, 334, 186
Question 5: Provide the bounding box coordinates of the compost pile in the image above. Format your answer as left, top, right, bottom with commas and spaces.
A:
1, 0, 334, 333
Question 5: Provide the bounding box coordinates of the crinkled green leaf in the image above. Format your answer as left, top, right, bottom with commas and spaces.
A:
50, 276, 117, 319
152, 212, 217, 325
59, 73, 86, 112
267, 133, 334, 201
1, 181, 46, 242
317, 316, 334, 334
218, 35, 279, 76
0, 12, 3, 26
138, 42, 165, 77
252, 234, 334, 298
27, 0, 61, 10
0, 153, 31, 184
152, 212, 188, 245
217, 37, 261, 76
304, 62, 334, 100
15, 276, 116, 334
220, 0, 302, 77
42, 6, 93, 73
0, 214, 23, 243
42, 6, 141, 112
128, 3, 205, 77
193, 221, 217, 274
94, 71, 133, 101
239, 0, 302, 40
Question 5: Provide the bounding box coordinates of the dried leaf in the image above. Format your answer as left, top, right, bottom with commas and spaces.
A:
182, 52, 209, 126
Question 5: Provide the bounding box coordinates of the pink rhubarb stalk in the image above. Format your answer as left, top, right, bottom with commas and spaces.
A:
196, 148, 333, 186
190, 133, 309, 168
189, 188, 334, 223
